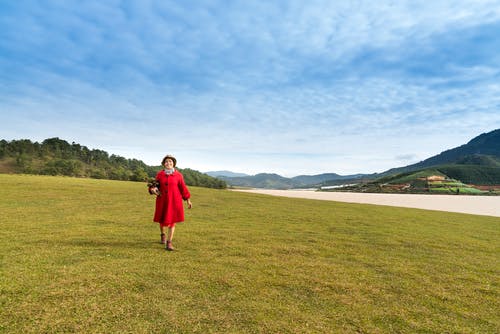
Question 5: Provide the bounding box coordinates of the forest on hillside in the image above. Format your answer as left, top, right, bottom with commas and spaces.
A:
0, 138, 226, 189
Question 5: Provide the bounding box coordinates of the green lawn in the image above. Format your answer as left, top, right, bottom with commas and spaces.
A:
1, 174, 499, 333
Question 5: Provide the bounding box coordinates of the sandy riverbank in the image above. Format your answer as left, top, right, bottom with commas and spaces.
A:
233, 189, 500, 217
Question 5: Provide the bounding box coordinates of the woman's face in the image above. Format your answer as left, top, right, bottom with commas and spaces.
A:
164, 158, 174, 169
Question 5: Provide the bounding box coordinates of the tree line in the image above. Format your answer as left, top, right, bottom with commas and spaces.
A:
0, 138, 226, 189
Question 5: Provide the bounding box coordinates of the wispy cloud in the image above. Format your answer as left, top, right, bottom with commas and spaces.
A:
1, 1, 500, 175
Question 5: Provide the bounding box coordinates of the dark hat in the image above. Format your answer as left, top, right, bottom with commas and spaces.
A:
161, 154, 177, 167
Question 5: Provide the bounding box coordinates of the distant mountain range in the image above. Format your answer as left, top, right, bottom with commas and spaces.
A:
213, 172, 367, 190
381, 129, 500, 175
211, 129, 500, 189
205, 170, 250, 178
4, 129, 498, 191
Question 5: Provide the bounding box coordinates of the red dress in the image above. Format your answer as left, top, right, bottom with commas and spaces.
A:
152, 170, 191, 227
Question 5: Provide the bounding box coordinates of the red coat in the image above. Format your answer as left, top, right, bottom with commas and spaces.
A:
152, 170, 191, 227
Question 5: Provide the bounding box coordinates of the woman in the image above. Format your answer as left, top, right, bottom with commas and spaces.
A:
149, 154, 192, 251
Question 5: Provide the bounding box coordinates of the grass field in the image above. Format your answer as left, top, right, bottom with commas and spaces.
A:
1, 174, 499, 333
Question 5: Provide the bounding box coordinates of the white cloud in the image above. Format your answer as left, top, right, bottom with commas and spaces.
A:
1, 1, 500, 175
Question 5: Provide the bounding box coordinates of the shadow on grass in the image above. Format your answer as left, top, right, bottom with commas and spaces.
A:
44, 238, 162, 250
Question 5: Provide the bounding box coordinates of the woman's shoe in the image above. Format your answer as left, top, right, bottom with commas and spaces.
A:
160, 233, 166, 244
166, 240, 174, 251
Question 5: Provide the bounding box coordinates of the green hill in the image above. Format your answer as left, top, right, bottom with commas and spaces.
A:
383, 164, 500, 187
436, 164, 500, 186
383, 129, 500, 175
0, 137, 226, 189
329, 167, 499, 194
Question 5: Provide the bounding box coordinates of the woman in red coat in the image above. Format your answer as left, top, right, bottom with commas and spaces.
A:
149, 154, 192, 251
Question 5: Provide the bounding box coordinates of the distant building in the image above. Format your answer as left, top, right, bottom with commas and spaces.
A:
426, 175, 446, 181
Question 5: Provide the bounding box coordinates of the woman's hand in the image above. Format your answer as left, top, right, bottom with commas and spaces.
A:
151, 187, 160, 196
186, 199, 192, 209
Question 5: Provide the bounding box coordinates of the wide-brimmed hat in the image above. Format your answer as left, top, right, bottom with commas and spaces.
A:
161, 154, 177, 167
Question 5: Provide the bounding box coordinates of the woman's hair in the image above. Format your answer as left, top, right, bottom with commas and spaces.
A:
161, 155, 177, 167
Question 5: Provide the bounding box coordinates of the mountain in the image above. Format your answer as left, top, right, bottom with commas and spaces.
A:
291, 173, 361, 185
218, 173, 294, 189
455, 154, 500, 167
205, 170, 250, 177
382, 129, 500, 175
219, 172, 369, 189
435, 164, 500, 185
219, 129, 500, 189
371, 129, 500, 186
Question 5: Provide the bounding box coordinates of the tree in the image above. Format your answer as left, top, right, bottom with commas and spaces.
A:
0, 138, 227, 188
131, 167, 148, 182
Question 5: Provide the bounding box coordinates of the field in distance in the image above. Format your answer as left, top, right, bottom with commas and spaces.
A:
1, 174, 498, 333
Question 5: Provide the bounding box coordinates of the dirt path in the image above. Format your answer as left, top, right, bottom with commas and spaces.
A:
233, 189, 500, 217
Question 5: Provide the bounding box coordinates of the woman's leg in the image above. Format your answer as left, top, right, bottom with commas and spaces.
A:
160, 225, 166, 244
166, 225, 175, 250
167, 226, 175, 242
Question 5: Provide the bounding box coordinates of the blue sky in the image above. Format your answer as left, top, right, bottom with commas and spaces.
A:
1, 1, 500, 176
